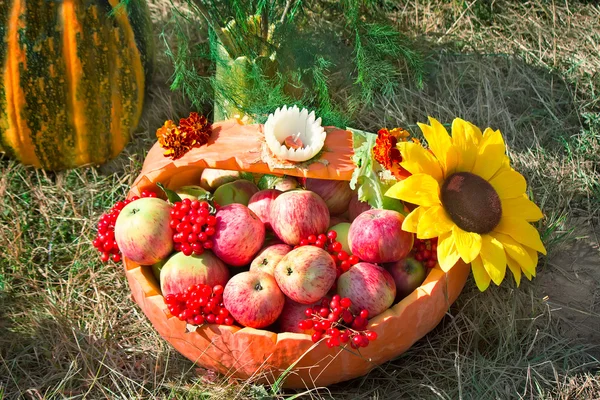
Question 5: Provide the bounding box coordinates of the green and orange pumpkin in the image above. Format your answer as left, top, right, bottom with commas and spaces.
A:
0, 0, 153, 170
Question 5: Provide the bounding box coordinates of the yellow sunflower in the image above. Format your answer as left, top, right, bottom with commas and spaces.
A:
385, 117, 546, 291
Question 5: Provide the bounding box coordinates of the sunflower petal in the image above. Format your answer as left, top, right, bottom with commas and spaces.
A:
471, 256, 491, 291
494, 216, 547, 255
505, 256, 522, 287
466, 120, 484, 142
437, 231, 460, 272
489, 169, 527, 200
471, 128, 507, 180
479, 235, 507, 286
524, 246, 538, 277
416, 205, 455, 239
489, 232, 536, 278
402, 206, 425, 233
451, 118, 479, 173
501, 196, 544, 222
419, 117, 458, 178
397, 141, 444, 183
385, 173, 441, 207
452, 225, 482, 264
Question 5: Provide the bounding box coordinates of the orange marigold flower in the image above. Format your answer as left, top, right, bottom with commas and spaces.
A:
373, 127, 412, 180
156, 112, 212, 160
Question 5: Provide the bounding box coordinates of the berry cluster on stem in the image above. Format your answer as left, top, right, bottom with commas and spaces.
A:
93, 190, 156, 263
296, 230, 360, 277
170, 198, 218, 256
164, 284, 234, 326
299, 295, 377, 349
413, 237, 438, 268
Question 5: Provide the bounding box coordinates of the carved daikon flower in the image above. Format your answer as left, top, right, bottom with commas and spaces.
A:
264, 106, 326, 162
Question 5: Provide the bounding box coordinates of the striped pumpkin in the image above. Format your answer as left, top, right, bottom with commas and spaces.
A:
0, 0, 153, 170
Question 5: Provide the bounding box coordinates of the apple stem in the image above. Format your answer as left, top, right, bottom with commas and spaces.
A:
254, 283, 263, 291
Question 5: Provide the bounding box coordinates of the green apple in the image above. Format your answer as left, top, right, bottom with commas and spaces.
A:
175, 185, 209, 201
151, 258, 168, 281
329, 222, 351, 253
200, 168, 241, 191
213, 180, 259, 206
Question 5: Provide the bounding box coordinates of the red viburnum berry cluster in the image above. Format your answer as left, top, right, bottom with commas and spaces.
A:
413, 237, 438, 268
296, 230, 360, 276
299, 295, 377, 349
164, 284, 234, 326
170, 198, 218, 256
93, 190, 157, 263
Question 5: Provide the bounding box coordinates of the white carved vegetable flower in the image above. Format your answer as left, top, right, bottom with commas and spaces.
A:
264, 106, 326, 162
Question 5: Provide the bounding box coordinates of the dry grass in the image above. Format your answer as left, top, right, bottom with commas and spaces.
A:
1, 0, 599, 399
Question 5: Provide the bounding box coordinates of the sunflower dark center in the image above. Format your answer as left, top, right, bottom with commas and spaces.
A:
440, 172, 502, 234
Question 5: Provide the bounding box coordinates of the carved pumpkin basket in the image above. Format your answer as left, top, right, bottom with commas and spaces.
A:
122, 118, 472, 388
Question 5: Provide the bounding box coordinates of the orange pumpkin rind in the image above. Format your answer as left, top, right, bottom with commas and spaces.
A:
124, 120, 471, 388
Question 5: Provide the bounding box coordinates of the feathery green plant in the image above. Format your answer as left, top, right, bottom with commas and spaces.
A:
164, 0, 424, 123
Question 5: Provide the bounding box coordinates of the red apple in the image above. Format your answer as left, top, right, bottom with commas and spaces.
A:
348, 194, 371, 221
249, 244, 292, 275
200, 168, 240, 190
159, 251, 230, 297
304, 178, 354, 215
223, 271, 285, 328
212, 204, 265, 266
274, 246, 336, 304
348, 209, 414, 263
269, 190, 330, 245
213, 180, 259, 206
336, 262, 396, 317
277, 298, 319, 334
115, 198, 173, 265
247, 189, 282, 229
385, 257, 428, 301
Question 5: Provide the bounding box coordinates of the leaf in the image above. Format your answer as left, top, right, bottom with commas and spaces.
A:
156, 183, 182, 204
240, 171, 255, 182
347, 127, 387, 209
257, 174, 280, 190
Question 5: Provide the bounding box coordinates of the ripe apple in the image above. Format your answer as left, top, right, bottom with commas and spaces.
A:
175, 185, 209, 201
212, 204, 265, 266
328, 215, 349, 228
247, 189, 282, 230
385, 257, 428, 301
269, 190, 330, 245
115, 198, 173, 265
200, 168, 241, 190
223, 271, 285, 328
249, 244, 292, 275
348, 209, 414, 263
304, 178, 354, 215
277, 298, 319, 334
213, 180, 259, 206
348, 194, 371, 221
336, 262, 396, 317
274, 176, 299, 191
274, 246, 336, 304
151, 258, 168, 281
329, 222, 351, 253
159, 251, 230, 297
258, 174, 299, 192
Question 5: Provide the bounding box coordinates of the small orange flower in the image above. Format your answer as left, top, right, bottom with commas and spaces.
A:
156, 112, 211, 160
372, 127, 412, 180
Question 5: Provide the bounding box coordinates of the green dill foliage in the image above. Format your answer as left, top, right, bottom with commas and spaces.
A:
165, 0, 424, 124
